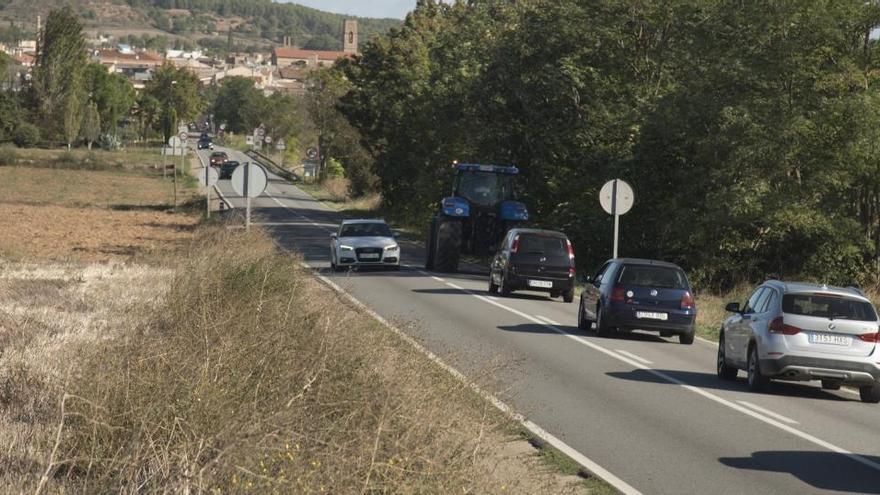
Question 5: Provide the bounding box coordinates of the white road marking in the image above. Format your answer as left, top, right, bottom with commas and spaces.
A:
695, 336, 717, 346
736, 401, 799, 424
616, 350, 653, 365
430, 276, 446, 283
534, 315, 561, 326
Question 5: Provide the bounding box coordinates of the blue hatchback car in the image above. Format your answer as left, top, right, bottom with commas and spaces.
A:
577, 258, 696, 344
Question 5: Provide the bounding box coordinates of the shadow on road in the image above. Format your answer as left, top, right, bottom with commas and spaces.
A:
606, 368, 850, 401
719, 451, 880, 493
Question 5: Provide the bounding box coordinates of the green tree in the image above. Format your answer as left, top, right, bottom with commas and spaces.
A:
84, 64, 136, 139
63, 91, 83, 149
81, 101, 101, 150
143, 63, 201, 144
33, 7, 87, 143
212, 76, 259, 134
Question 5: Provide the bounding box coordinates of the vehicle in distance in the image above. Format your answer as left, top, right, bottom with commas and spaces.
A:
330, 219, 400, 271
197, 135, 213, 150
425, 163, 528, 273
717, 281, 880, 403
219, 161, 239, 180
578, 258, 696, 344
489, 228, 575, 302
209, 151, 228, 167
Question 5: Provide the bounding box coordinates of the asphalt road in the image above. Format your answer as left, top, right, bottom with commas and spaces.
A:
197, 146, 880, 495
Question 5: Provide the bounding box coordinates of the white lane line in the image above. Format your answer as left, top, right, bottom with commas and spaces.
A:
695, 336, 717, 346
616, 350, 653, 365
430, 276, 446, 283
736, 401, 799, 425
534, 315, 561, 326
309, 268, 642, 495
437, 283, 880, 475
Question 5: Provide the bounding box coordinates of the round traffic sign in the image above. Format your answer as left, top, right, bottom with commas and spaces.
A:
306, 147, 318, 159
599, 179, 634, 216
168, 136, 182, 148
264, 135, 273, 144
178, 131, 188, 141
231, 162, 268, 199
198, 165, 218, 188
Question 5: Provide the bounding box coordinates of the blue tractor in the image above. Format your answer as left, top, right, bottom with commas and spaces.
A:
425, 163, 529, 272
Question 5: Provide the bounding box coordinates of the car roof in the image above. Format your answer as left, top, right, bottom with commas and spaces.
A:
510, 228, 567, 238
611, 258, 682, 269
763, 280, 869, 300
340, 219, 388, 225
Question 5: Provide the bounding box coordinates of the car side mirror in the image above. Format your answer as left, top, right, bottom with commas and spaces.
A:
725, 302, 741, 313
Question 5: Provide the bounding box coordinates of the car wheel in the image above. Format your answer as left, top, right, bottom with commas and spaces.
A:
595, 305, 611, 337
679, 330, 695, 345
577, 298, 590, 331
859, 383, 880, 403
821, 380, 841, 391
500, 272, 512, 296
747, 344, 769, 392
716, 334, 738, 381
562, 289, 574, 303
488, 272, 499, 294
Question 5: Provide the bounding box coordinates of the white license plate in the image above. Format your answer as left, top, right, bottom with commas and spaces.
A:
359, 253, 380, 259
636, 311, 668, 321
809, 333, 851, 346
528, 279, 553, 289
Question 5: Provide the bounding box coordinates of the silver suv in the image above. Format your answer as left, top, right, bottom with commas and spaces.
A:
717, 281, 880, 403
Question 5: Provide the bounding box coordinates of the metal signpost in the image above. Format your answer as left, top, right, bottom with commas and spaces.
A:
198, 165, 219, 219
168, 136, 183, 209
230, 162, 268, 231
599, 179, 634, 259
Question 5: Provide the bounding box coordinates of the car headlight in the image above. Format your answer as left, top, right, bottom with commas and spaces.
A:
384, 244, 399, 252
339, 245, 354, 251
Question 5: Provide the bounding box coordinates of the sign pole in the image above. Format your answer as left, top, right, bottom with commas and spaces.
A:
244, 162, 251, 232
172, 140, 178, 211
612, 179, 619, 259
162, 147, 167, 179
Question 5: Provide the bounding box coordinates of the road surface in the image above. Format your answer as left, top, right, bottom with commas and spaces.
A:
196, 146, 880, 495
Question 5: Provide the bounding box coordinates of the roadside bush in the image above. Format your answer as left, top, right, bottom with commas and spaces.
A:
58, 227, 516, 493
12, 122, 40, 148
325, 156, 345, 179
0, 146, 19, 166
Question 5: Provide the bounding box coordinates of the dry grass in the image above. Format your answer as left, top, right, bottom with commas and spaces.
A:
0, 227, 587, 493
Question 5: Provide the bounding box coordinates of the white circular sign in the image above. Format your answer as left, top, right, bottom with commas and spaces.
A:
306, 147, 318, 159
599, 179, 634, 216
231, 162, 268, 199
168, 136, 182, 148
264, 135, 272, 144
198, 165, 218, 188
178, 131, 188, 140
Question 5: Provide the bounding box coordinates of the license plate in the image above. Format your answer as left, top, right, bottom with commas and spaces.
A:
528, 279, 553, 289
636, 311, 668, 321
359, 253, 380, 259
809, 333, 851, 346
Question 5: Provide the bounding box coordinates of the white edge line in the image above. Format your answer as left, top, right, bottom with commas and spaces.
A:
615, 350, 653, 365
534, 315, 561, 326
736, 401, 799, 425
308, 266, 643, 495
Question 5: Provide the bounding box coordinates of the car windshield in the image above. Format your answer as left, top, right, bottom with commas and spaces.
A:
782, 293, 878, 322
455, 171, 514, 207
617, 265, 688, 289
223, 161, 238, 168
517, 234, 566, 256
339, 223, 393, 238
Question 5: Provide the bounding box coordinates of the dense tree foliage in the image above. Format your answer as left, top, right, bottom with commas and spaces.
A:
143, 63, 202, 143
339, 0, 880, 288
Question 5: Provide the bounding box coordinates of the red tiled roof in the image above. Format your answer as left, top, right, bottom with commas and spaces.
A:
273, 47, 352, 61
12, 53, 34, 65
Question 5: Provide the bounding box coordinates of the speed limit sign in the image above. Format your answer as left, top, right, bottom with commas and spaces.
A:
178, 131, 188, 140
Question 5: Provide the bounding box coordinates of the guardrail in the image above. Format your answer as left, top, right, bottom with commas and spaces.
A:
244, 149, 301, 184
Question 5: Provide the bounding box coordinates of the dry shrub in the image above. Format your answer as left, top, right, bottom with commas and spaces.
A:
57, 227, 535, 493
323, 177, 350, 202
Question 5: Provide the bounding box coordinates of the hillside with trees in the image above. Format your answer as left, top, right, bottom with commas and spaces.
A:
334, 0, 880, 289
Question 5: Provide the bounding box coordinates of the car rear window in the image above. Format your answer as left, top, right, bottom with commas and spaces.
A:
340, 223, 393, 237
517, 235, 567, 256
616, 265, 688, 289
782, 294, 878, 322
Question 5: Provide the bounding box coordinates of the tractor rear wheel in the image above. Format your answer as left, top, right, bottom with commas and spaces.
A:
434, 219, 461, 273
425, 218, 437, 270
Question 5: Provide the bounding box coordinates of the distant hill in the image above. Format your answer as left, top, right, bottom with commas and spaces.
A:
0, 0, 400, 54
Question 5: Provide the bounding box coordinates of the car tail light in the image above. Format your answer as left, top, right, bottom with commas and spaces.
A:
858, 332, 880, 343
510, 235, 520, 253
610, 285, 626, 303
568, 267, 576, 278
680, 291, 695, 310
768, 317, 801, 335
566, 239, 575, 259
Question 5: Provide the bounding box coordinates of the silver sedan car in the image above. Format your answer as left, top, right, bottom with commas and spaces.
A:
717, 281, 880, 403
330, 219, 400, 271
